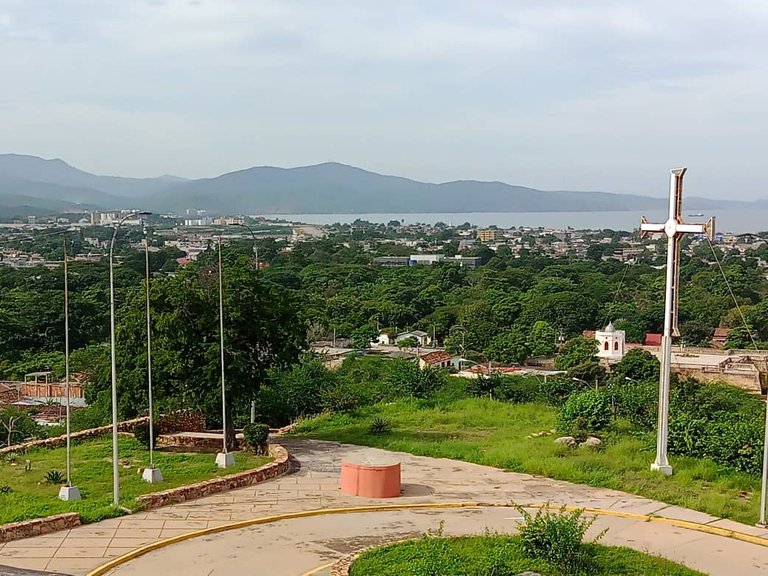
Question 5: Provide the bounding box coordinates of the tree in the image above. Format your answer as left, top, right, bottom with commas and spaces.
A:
108, 256, 307, 450
528, 321, 557, 358
0, 407, 39, 447
725, 325, 757, 350
613, 349, 660, 383
351, 324, 378, 349
487, 330, 529, 364
555, 337, 598, 371
396, 336, 419, 350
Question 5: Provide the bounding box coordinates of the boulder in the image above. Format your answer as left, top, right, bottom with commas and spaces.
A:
580, 436, 602, 448
554, 436, 576, 447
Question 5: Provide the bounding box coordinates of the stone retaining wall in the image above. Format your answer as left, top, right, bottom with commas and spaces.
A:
0, 417, 149, 458
136, 444, 290, 509
0, 513, 80, 543
0, 443, 290, 543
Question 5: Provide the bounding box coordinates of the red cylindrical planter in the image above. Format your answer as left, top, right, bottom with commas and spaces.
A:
340, 460, 401, 498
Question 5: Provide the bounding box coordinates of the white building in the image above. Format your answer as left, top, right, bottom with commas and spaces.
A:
595, 321, 625, 361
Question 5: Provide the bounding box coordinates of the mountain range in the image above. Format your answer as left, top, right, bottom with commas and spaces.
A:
0, 154, 752, 217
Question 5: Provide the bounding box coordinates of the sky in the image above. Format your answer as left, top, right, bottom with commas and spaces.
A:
1, 0, 767, 199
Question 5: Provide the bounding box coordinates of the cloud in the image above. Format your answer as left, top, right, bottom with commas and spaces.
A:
0, 1, 766, 198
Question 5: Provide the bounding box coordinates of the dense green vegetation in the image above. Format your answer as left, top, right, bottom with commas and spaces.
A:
0, 435, 271, 524
350, 534, 702, 576
287, 351, 765, 524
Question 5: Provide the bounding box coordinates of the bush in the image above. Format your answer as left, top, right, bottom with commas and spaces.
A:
613, 349, 660, 383
608, 378, 658, 429
667, 411, 708, 457
133, 422, 160, 450
44, 469, 65, 485
368, 417, 393, 435
557, 390, 612, 436
493, 375, 541, 403
540, 375, 591, 404
517, 504, 603, 573
703, 417, 763, 476
243, 423, 270, 453
0, 485, 12, 495
384, 360, 445, 399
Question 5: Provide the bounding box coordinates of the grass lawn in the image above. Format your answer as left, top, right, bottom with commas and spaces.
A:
349, 535, 703, 576
0, 435, 271, 525
294, 398, 761, 525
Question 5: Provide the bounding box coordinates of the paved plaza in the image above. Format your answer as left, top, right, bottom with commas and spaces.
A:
0, 438, 767, 575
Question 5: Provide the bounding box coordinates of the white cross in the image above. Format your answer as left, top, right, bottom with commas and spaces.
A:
640, 167, 715, 475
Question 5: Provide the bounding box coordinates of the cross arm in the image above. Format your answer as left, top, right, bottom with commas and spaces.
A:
640, 217, 665, 238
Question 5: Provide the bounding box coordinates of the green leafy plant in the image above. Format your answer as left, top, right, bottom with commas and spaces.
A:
557, 389, 611, 437
516, 504, 605, 574
0, 485, 12, 494
44, 469, 65, 485
368, 417, 393, 435
243, 423, 270, 454
133, 422, 160, 450
2, 452, 18, 464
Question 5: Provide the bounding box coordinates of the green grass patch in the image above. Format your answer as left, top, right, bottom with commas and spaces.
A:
295, 398, 762, 524
349, 534, 703, 575
0, 435, 271, 524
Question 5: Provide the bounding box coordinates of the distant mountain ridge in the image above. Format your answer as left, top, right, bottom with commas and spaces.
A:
0, 154, 751, 216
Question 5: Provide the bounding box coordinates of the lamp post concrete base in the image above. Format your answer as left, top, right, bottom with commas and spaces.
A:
58, 485, 81, 501
651, 462, 673, 476
215, 452, 235, 469
142, 467, 164, 483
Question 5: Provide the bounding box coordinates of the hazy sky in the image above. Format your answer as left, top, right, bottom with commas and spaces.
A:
1, 1, 767, 198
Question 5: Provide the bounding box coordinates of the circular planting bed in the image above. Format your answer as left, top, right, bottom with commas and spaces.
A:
335, 535, 704, 576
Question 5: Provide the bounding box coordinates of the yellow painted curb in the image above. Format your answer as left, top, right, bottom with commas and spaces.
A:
297, 561, 335, 576
86, 502, 768, 576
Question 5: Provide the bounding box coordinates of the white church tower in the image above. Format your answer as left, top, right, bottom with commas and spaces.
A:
595, 321, 625, 361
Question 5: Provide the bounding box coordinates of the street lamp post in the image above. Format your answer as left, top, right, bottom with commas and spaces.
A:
573, 376, 599, 390
228, 222, 259, 424
141, 230, 163, 484
215, 235, 235, 469
759, 392, 768, 526
109, 211, 150, 506
58, 238, 80, 501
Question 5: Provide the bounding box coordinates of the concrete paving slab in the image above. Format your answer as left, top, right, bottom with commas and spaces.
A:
0, 560, 59, 574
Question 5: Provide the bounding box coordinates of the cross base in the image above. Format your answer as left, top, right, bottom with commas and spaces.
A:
650, 462, 673, 476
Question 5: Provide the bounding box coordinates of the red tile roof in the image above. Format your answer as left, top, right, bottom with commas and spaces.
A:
420, 351, 453, 365
644, 333, 662, 346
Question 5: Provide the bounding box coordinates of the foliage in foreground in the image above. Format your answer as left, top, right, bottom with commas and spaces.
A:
349, 533, 702, 576
517, 505, 603, 573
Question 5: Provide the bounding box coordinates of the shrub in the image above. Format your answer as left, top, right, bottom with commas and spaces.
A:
613, 349, 660, 383
608, 378, 658, 429
0, 485, 12, 495
557, 390, 611, 436
540, 375, 591, 404
44, 469, 65, 485
493, 375, 541, 403
667, 411, 708, 458
704, 417, 763, 476
516, 504, 603, 573
243, 423, 270, 453
133, 422, 160, 450
368, 417, 393, 435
